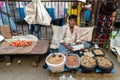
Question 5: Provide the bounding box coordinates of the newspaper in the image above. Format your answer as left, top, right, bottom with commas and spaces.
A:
71, 44, 84, 51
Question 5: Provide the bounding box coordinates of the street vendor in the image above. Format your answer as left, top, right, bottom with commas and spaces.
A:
58, 14, 91, 54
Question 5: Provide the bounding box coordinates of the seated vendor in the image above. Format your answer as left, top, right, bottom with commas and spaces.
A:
58, 14, 91, 54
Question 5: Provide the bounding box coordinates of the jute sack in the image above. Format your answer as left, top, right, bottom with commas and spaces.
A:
0, 25, 12, 39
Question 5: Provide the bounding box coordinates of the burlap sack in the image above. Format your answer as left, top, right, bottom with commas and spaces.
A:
0, 25, 12, 39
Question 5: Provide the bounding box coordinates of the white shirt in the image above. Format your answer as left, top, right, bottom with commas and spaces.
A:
60, 24, 81, 44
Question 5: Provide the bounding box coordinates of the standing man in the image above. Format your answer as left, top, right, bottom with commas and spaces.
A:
0, 2, 21, 35
29, 24, 41, 39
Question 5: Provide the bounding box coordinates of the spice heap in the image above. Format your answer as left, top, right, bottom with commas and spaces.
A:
47, 54, 64, 65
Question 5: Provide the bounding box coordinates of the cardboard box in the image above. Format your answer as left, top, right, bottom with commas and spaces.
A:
0, 25, 12, 39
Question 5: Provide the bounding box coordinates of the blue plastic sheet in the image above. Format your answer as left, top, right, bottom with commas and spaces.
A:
47, 66, 115, 74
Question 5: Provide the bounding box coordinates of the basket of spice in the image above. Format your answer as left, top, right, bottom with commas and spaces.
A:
96, 56, 114, 73
80, 55, 97, 72
45, 53, 65, 73
66, 54, 80, 70
92, 48, 105, 56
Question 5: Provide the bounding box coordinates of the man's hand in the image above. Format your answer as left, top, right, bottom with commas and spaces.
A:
65, 45, 73, 51
62, 42, 73, 51
76, 42, 81, 44
79, 48, 84, 51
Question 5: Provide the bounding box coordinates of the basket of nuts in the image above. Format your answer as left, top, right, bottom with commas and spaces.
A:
45, 53, 65, 73
96, 56, 114, 73
80, 55, 97, 72
92, 48, 105, 56
66, 54, 80, 70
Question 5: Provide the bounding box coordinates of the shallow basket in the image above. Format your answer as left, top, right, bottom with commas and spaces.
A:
80, 64, 97, 73
80, 56, 97, 73
92, 48, 105, 56
45, 53, 65, 73
96, 57, 114, 73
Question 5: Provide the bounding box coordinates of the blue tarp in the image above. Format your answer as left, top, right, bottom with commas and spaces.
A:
46, 66, 115, 74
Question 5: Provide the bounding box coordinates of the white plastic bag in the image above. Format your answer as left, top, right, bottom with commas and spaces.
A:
37, 0, 52, 26
114, 30, 120, 47
77, 0, 86, 2
24, 2, 37, 24
24, 0, 52, 26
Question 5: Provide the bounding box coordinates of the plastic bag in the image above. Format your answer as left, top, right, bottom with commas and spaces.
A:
59, 74, 76, 80
114, 30, 120, 47
24, 2, 36, 24
37, 0, 52, 26
24, 0, 52, 26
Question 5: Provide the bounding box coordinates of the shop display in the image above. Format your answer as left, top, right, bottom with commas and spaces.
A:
66, 54, 80, 69
46, 53, 65, 73
96, 56, 114, 73
45, 49, 114, 73
47, 54, 64, 65
80, 55, 96, 72
92, 49, 105, 56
